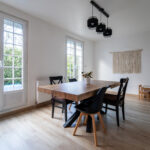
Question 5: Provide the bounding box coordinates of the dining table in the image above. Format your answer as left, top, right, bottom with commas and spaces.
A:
38, 80, 120, 132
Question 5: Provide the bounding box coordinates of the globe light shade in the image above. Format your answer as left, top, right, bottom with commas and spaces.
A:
87, 16, 98, 29
103, 27, 112, 37
96, 23, 106, 33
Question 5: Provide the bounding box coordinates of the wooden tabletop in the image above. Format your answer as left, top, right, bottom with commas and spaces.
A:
38, 80, 120, 102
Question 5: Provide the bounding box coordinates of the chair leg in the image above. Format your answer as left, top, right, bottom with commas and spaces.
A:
139, 93, 141, 100
83, 115, 88, 125
69, 104, 72, 110
51, 99, 55, 118
64, 102, 67, 122
116, 106, 120, 127
122, 103, 125, 120
73, 113, 83, 136
105, 103, 108, 114
146, 93, 149, 99
91, 114, 97, 146
75, 102, 78, 105
97, 112, 106, 133
62, 103, 64, 113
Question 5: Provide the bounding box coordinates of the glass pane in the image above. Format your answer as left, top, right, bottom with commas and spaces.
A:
14, 79, 22, 85
76, 43, 82, 49
4, 80, 12, 86
4, 31, 13, 44
4, 44, 13, 55
14, 34, 23, 45
4, 55, 12, 66
14, 57, 22, 67
14, 22, 23, 34
67, 55, 75, 79
67, 40, 74, 48
14, 79, 23, 90
76, 49, 82, 57
14, 45, 23, 56
4, 19, 13, 32
4, 68, 12, 78
76, 56, 82, 81
4, 79, 14, 92
67, 42, 70, 47
14, 68, 22, 78
67, 47, 74, 55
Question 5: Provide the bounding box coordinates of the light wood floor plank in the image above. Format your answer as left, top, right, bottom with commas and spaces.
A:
0, 95, 150, 150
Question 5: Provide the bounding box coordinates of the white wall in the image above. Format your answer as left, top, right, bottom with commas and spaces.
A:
94, 31, 150, 95
0, 2, 94, 110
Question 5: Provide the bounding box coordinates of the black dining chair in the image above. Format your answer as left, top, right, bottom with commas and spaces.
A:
103, 78, 129, 126
68, 78, 77, 110
69, 78, 77, 82
73, 86, 109, 146
49, 76, 72, 122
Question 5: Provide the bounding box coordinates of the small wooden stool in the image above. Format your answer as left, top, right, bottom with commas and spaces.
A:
139, 85, 150, 100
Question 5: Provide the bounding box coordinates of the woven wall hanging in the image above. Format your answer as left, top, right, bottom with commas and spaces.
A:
111, 49, 142, 74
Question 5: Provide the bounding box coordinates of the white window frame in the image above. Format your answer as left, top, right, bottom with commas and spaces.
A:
0, 12, 28, 94
66, 36, 84, 81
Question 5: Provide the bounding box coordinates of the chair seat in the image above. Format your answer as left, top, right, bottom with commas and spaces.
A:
104, 93, 124, 106
141, 90, 150, 93
103, 94, 118, 105
75, 96, 101, 114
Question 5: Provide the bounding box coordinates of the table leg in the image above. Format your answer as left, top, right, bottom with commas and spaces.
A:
86, 115, 92, 133
100, 110, 106, 115
63, 110, 80, 128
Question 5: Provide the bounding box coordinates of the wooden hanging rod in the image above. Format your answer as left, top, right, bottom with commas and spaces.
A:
109, 49, 143, 54
90, 0, 109, 18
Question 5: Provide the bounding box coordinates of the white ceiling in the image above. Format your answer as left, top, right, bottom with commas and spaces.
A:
0, 0, 150, 41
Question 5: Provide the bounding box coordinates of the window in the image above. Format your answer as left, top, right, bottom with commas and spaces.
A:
3, 19, 24, 92
66, 38, 83, 81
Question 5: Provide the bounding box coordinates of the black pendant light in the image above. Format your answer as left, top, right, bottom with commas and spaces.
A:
87, 5, 98, 29
96, 23, 106, 33
103, 18, 112, 37
96, 12, 106, 33
87, 0, 113, 37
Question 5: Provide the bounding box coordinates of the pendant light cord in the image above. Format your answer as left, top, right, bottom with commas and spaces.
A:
107, 18, 108, 27
100, 12, 102, 22
92, 5, 93, 17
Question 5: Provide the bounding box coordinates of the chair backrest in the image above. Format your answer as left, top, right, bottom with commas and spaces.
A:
91, 86, 109, 112
139, 84, 142, 93
69, 78, 77, 82
139, 84, 145, 93
49, 76, 63, 85
117, 78, 129, 102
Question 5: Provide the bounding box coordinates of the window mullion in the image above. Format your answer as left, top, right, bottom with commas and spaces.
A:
4, 30, 22, 36
12, 22, 15, 88
74, 41, 76, 79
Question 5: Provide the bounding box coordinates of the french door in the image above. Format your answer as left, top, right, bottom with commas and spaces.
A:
66, 38, 83, 81
0, 12, 27, 112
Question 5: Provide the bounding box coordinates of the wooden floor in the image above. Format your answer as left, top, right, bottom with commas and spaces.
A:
0, 95, 150, 150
